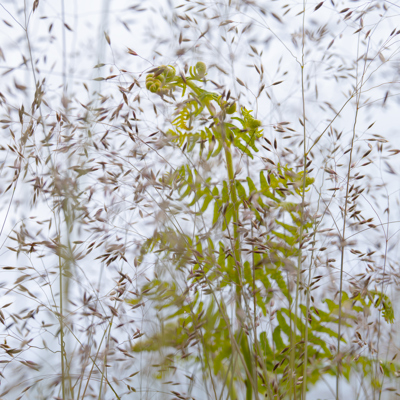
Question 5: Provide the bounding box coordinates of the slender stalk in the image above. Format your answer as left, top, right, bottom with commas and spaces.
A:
291, 0, 307, 397
335, 115, 357, 400
298, 1, 309, 398
376, 214, 390, 400
336, 34, 363, 400
251, 224, 259, 397
59, 256, 66, 400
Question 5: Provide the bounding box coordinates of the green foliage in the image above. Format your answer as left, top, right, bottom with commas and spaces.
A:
126, 62, 397, 399
352, 290, 395, 324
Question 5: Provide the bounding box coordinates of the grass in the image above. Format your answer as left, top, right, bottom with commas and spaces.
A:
0, 1, 399, 399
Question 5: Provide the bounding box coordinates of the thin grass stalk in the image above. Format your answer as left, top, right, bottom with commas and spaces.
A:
59, 256, 66, 400
302, 220, 323, 400
335, 34, 363, 400
98, 316, 114, 400
80, 318, 114, 400
376, 185, 390, 400
299, 1, 310, 398
218, 335, 241, 400
58, 318, 121, 400
209, 290, 261, 399
290, 1, 308, 398
76, 264, 105, 400
61, 0, 67, 90
251, 224, 259, 397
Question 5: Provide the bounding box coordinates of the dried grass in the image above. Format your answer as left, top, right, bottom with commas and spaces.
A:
0, 1, 399, 399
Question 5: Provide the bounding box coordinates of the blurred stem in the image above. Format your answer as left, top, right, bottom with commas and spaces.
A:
336, 34, 362, 400
291, 41, 307, 400
335, 107, 357, 400
223, 138, 255, 398
98, 316, 114, 400
300, 1, 309, 399
59, 256, 66, 400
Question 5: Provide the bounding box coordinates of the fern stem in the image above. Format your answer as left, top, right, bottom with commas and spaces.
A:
184, 77, 271, 399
